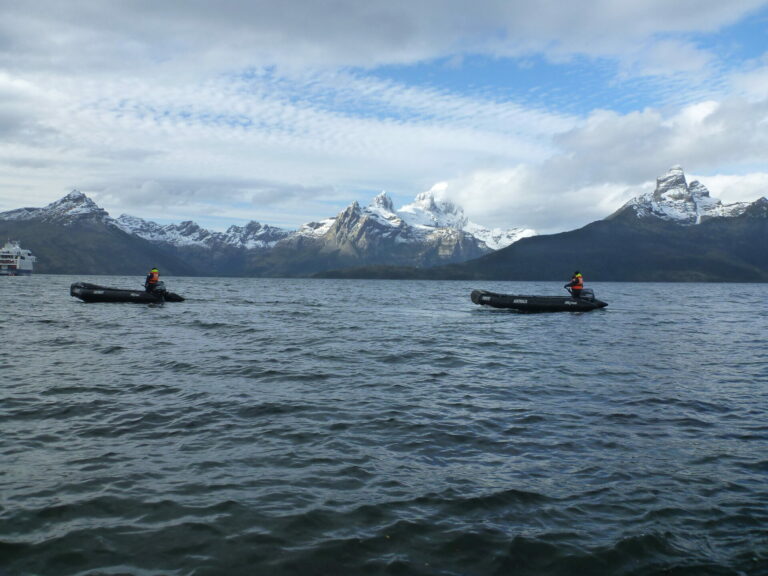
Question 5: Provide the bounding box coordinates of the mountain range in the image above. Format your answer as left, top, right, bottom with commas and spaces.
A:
0, 187, 533, 276
1, 166, 765, 281
324, 166, 768, 282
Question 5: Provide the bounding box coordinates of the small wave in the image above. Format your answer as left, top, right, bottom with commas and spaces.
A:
99, 345, 125, 355
236, 402, 308, 419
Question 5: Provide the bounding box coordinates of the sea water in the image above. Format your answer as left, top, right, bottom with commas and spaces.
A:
2, 276, 767, 576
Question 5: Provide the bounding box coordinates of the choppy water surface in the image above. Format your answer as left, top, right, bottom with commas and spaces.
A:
2, 276, 767, 576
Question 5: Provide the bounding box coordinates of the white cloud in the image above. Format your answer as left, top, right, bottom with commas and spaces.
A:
0, 67, 577, 224
441, 166, 646, 233
2, 1, 765, 74
630, 40, 715, 77
730, 54, 768, 101
442, 95, 768, 232
1, 1, 767, 232
691, 172, 768, 203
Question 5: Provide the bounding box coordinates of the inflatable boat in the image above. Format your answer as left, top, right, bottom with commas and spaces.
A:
70, 281, 184, 303
471, 288, 607, 312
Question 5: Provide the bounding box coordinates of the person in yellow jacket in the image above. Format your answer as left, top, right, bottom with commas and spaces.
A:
145, 267, 160, 292
564, 271, 583, 298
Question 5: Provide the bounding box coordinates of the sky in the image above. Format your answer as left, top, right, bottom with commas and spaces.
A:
1, 0, 767, 234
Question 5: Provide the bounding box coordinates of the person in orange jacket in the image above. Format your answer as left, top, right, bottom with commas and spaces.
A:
145, 267, 160, 292
564, 271, 583, 298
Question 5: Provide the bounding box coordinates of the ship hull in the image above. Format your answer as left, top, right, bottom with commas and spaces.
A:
0, 268, 33, 276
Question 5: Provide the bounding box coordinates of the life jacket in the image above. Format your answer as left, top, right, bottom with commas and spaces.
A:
148, 270, 159, 285
571, 274, 583, 290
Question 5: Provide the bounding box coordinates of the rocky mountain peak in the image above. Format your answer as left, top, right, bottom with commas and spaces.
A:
411, 189, 461, 218
331, 201, 364, 234
26, 189, 112, 225
613, 166, 753, 225
412, 189, 439, 211
372, 191, 394, 213
176, 220, 204, 235
687, 180, 711, 200
742, 197, 768, 218
1, 184, 535, 270
653, 165, 689, 201
62, 189, 88, 201
45, 189, 101, 212
653, 166, 714, 206
223, 221, 292, 248
399, 188, 468, 230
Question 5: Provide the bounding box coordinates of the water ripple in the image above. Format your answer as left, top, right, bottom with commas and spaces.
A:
2, 277, 767, 575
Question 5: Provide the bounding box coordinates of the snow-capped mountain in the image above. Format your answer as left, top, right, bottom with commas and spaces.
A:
114, 188, 532, 254
293, 190, 534, 250
2, 167, 766, 279
0, 190, 113, 225
399, 190, 468, 229
114, 215, 291, 249
613, 166, 753, 224
440, 167, 768, 283
306, 194, 487, 265
223, 221, 293, 249
396, 190, 535, 249
0, 186, 533, 274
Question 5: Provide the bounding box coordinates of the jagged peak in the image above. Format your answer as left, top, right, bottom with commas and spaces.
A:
33, 189, 111, 225
46, 189, 99, 208
330, 201, 363, 230
341, 200, 362, 216
742, 196, 768, 218
63, 189, 88, 200
117, 213, 151, 226
611, 166, 757, 224
225, 220, 284, 236
398, 185, 467, 230
653, 166, 690, 201
372, 191, 394, 213
651, 166, 712, 202
413, 189, 438, 210
0, 183, 530, 254
175, 221, 207, 235
410, 188, 459, 215
688, 180, 711, 199
242, 221, 266, 233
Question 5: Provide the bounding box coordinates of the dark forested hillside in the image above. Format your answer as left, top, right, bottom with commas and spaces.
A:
0, 220, 197, 276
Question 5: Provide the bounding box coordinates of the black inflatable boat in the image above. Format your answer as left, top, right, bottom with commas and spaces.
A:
471, 288, 607, 312
70, 281, 184, 303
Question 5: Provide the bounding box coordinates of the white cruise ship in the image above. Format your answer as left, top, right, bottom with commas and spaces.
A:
0, 241, 37, 276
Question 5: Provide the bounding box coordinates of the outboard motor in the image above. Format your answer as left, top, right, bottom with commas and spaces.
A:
579, 288, 596, 301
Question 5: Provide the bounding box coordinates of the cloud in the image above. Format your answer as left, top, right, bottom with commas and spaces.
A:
0, 65, 578, 223
2, 1, 766, 74
692, 172, 768, 203
443, 93, 768, 232
441, 166, 644, 233
0, 73, 58, 140
96, 177, 336, 214
1, 1, 767, 232
629, 39, 715, 77
730, 54, 768, 101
